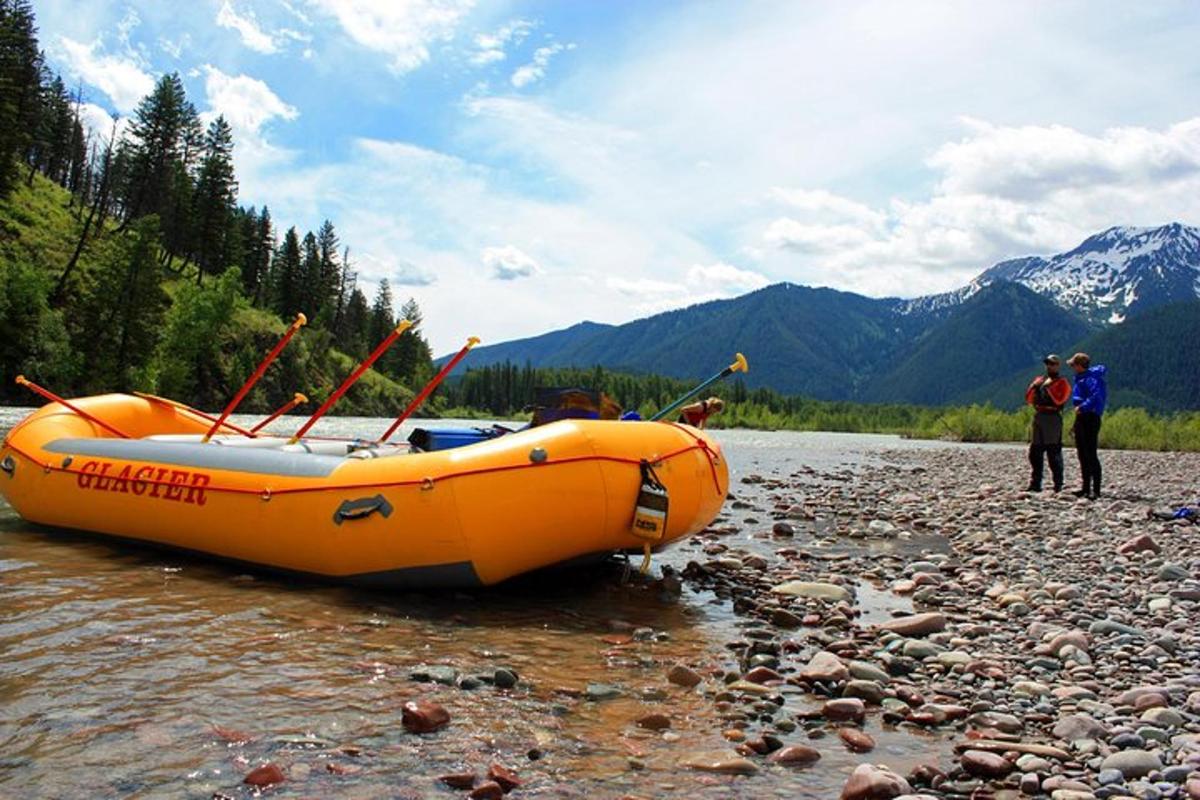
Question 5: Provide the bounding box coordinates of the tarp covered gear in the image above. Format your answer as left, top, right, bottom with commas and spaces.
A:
529, 388, 622, 427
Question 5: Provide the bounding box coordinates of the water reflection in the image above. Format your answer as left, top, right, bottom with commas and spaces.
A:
1, 409, 962, 797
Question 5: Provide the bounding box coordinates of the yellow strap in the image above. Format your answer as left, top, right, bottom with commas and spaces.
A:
639, 542, 652, 575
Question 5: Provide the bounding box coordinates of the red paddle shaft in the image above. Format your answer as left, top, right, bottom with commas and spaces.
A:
378, 336, 480, 443
289, 320, 413, 444
250, 392, 308, 433
203, 313, 306, 442
15, 375, 131, 438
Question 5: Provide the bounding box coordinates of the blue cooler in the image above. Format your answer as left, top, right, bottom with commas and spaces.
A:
408, 426, 510, 452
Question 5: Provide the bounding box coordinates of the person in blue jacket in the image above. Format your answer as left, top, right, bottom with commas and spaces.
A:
1068, 352, 1107, 499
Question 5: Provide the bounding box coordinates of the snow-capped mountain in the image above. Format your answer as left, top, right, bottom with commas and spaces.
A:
974, 223, 1200, 324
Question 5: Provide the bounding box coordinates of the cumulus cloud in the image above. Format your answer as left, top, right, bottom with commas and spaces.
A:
55, 36, 154, 113
758, 117, 1200, 297
483, 245, 540, 279
511, 42, 574, 88
355, 252, 437, 286
216, 1, 278, 54
470, 18, 534, 66
201, 65, 298, 136
309, 0, 473, 74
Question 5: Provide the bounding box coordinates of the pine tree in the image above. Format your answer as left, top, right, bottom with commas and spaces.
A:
340, 287, 370, 359
272, 226, 303, 318
120, 73, 190, 222
248, 206, 273, 306
0, 0, 43, 196
299, 230, 320, 313
76, 216, 169, 390
191, 115, 236, 283
368, 279, 395, 348
389, 297, 433, 384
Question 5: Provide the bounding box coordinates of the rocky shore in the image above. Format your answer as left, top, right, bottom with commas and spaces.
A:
668, 445, 1200, 799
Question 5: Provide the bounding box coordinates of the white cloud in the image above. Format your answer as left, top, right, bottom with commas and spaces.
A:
216, 1, 278, 54
308, 0, 473, 74
77, 102, 130, 144
511, 42, 573, 88
55, 36, 154, 114
757, 117, 1200, 297
157, 33, 190, 59
201, 65, 298, 136
355, 252, 437, 286
470, 18, 534, 65
483, 245, 540, 280
686, 262, 770, 294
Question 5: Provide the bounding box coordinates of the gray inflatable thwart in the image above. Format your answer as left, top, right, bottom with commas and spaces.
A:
44, 438, 346, 477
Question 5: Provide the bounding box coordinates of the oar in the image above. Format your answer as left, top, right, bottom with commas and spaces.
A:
288, 320, 413, 444
15, 375, 131, 438
203, 313, 306, 442
378, 336, 480, 443
250, 392, 308, 434
649, 353, 749, 422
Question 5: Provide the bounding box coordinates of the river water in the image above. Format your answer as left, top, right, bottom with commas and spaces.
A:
0, 408, 980, 798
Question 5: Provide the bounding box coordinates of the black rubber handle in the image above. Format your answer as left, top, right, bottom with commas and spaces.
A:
333, 494, 394, 525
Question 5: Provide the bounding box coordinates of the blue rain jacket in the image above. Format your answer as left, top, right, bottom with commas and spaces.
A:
1072, 365, 1108, 416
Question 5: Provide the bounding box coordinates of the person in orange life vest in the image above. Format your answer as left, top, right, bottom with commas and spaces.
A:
1024, 354, 1072, 492
679, 396, 724, 429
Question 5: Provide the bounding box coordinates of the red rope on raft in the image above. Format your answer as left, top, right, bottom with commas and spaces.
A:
14, 376, 131, 439
1, 438, 718, 499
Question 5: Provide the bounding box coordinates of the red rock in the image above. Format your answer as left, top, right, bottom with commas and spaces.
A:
1134, 693, 1167, 710
401, 700, 450, 733
839, 763, 912, 800
325, 762, 359, 775
768, 744, 822, 766
469, 781, 505, 800
896, 686, 925, 707
602, 634, 633, 645
243, 763, 285, 787
667, 664, 703, 688
636, 712, 672, 731
879, 612, 946, 637
839, 727, 876, 752
960, 749, 1013, 778
743, 666, 783, 684
212, 725, 253, 744
487, 763, 521, 792
800, 651, 849, 683
1117, 533, 1160, 555
823, 697, 866, 723
439, 772, 477, 790
1184, 777, 1200, 799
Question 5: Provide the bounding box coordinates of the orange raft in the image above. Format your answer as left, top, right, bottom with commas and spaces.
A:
0, 394, 729, 588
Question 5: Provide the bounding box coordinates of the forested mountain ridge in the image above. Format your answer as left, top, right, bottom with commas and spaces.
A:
0, 0, 435, 414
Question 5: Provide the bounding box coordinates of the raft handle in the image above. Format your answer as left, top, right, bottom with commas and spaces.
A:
334, 494, 394, 525
0, 455, 13, 478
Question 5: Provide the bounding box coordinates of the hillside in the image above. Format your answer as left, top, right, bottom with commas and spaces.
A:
869, 282, 1096, 405
457, 283, 939, 398
964, 300, 1200, 412
454, 224, 1200, 410
1, 173, 420, 415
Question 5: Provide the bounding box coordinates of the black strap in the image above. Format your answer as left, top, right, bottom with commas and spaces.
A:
640, 460, 666, 491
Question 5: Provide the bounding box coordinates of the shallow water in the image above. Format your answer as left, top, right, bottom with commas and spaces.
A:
1, 408, 971, 798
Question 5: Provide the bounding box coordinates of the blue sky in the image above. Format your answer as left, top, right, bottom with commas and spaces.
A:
33, 0, 1200, 353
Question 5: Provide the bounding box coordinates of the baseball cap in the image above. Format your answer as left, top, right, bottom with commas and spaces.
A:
1042, 354, 1061, 365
